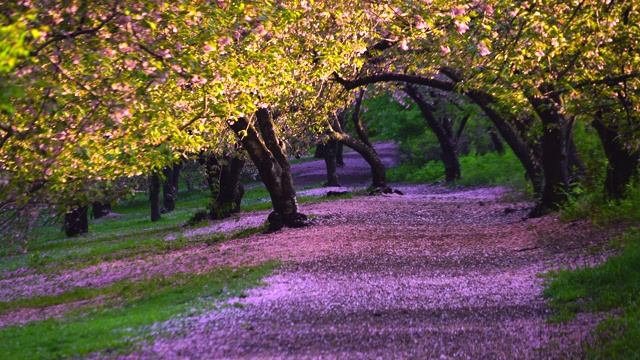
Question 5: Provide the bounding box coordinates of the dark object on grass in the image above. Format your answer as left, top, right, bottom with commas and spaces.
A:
64, 206, 89, 237
327, 191, 350, 198
368, 187, 404, 196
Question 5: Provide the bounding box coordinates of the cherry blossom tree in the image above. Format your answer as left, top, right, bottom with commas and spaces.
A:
332, 0, 639, 214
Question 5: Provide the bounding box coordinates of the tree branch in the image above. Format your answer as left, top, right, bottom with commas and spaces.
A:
546, 72, 640, 97
30, 1, 120, 56
331, 72, 455, 92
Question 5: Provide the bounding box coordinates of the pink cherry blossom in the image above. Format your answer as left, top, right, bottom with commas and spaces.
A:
452, 6, 466, 16
478, 42, 491, 56
455, 21, 469, 34
203, 44, 215, 53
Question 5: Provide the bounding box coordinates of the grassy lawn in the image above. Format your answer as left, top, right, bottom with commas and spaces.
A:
543, 229, 640, 358
0, 177, 363, 359
0, 184, 284, 359
0, 262, 278, 359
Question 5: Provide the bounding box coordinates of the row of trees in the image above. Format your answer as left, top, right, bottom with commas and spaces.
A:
1, 0, 638, 242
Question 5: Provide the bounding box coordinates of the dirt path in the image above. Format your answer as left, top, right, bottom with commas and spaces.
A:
0, 143, 614, 358
137, 145, 612, 359
292, 141, 400, 189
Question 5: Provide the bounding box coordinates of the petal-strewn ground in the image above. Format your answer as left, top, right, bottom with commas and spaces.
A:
1, 142, 619, 358
137, 185, 614, 359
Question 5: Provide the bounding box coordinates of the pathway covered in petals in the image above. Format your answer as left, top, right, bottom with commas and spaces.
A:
139, 185, 612, 359
0, 142, 615, 358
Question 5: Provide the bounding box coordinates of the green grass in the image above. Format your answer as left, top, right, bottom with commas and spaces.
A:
0, 176, 360, 358
0, 261, 278, 359
0, 186, 276, 274
387, 150, 530, 191
542, 229, 640, 358
1, 181, 358, 276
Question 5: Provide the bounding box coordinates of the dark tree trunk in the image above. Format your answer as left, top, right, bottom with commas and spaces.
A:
64, 205, 89, 237
528, 91, 570, 217
206, 154, 246, 219
314, 143, 325, 158
351, 89, 373, 149
328, 130, 389, 190
328, 104, 389, 190
566, 122, 586, 183
91, 202, 111, 219
332, 69, 544, 194
336, 142, 344, 167
466, 90, 543, 195
229, 109, 307, 231
149, 173, 161, 222
592, 119, 639, 198
161, 163, 181, 213
488, 127, 505, 154
404, 85, 461, 182
322, 140, 340, 186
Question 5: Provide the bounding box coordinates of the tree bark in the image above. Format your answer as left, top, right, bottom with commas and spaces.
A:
161, 163, 181, 213
527, 91, 570, 217
327, 105, 389, 190
404, 85, 461, 182
314, 143, 325, 158
205, 154, 246, 219
91, 201, 111, 219
488, 127, 505, 154
336, 142, 344, 167
332, 71, 544, 195
326, 130, 389, 190
322, 140, 340, 186
592, 119, 639, 198
228, 109, 307, 231
466, 90, 543, 195
149, 173, 161, 222
64, 205, 89, 237
351, 89, 373, 149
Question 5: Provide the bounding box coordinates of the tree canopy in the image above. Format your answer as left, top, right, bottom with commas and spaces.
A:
1, 0, 638, 222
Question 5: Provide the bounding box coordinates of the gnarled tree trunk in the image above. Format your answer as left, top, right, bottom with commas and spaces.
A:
325, 104, 389, 191
488, 127, 505, 154
228, 109, 307, 231
404, 85, 461, 182
326, 130, 388, 190
592, 119, 639, 199
322, 140, 341, 186
466, 90, 543, 195
332, 70, 545, 194
204, 153, 246, 219
528, 91, 570, 217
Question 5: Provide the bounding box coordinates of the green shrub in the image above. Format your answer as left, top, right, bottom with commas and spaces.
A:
388, 150, 529, 190
562, 179, 640, 225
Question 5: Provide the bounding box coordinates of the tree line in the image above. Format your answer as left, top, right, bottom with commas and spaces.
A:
1, 0, 638, 242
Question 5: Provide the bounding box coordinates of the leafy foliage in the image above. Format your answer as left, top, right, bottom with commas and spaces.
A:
562, 178, 640, 226
388, 149, 529, 190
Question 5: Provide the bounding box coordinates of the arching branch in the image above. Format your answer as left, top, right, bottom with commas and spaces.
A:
331, 72, 456, 92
